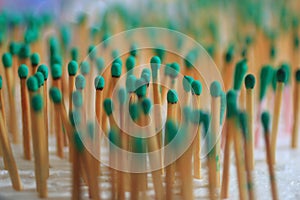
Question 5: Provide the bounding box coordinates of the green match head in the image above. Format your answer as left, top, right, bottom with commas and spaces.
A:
130, 43, 138, 57
201, 112, 210, 134
244, 74, 256, 89
73, 131, 84, 153
31, 94, 43, 112
225, 45, 234, 63
141, 98, 152, 115
296, 70, 300, 82
184, 51, 196, 69
49, 87, 62, 104
2, 52, 12, 68
111, 49, 119, 59
88, 45, 97, 60
238, 111, 248, 136
18, 64, 29, 79
26, 76, 38, 92
260, 65, 273, 100
80, 61, 90, 75
276, 68, 287, 83
210, 81, 222, 97
34, 72, 44, 87
132, 137, 146, 153
135, 78, 147, 98
9, 42, 20, 55
18, 43, 31, 59
0, 76, 2, 89
118, 88, 127, 105
69, 110, 81, 127
233, 59, 248, 90
112, 57, 122, 66
167, 89, 178, 104
71, 47, 78, 61
182, 76, 194, 92
191, 80, 202, 95
150, 56, 161, 80
126, 75, 137, 93
30, 53, 40, 66
75, 74, 86, 90
129, 103, 140, 121
68, 60, 78, 76
103, 98, 114, 116
169, 62, 180, 79
226, 90, 238, 118
108, 127, 121, 148
111, 62, 122, 78
191, 109, 201, 124
261, 111, 270, 133
141, 68, 151, 84
165, 119, 178, 145
96, 57, 104, 73
51, 63, 62, 79
37, 64, 48, 80
279, 63, 290, 84
72, 90, 83, 108
155, 45, 165, 61
126, 55, 135, 72
94, 75, 105, 90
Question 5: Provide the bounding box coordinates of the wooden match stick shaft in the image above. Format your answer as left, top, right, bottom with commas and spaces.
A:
246, 88, 255, 169
291, 83, 300, 148
193, 96, 201, 179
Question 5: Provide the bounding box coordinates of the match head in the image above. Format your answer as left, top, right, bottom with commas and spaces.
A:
26, 76, 38, 92
49, 87, 62, 104
135, 78, 147, 98
233, 59, 248, 90
141, 68, 151, 84
9, 42, 20, 55
126, 75, 137, 93
150, 56, 161, 80
154, 45, 165, 61
80, 61, 90, 75
111, 62, 122, 78
191, 80, 202, 95
37, 64, 49, 80
226, 90, 238, 118
261, 111, 270, 133
69, 110, 81, 127
31, 94, 43, 112
88, 45, 97, 60
0, 76, 2, 89
18, 43, 31, 59
201, 112, 210, 134
167, 89, 178, 104
30, 53, 40, 66
103, 98, 114, 116
51, 63, 62, 79
244, 74, 256, 89
130, 43, 138, 57
96, 57, 105, 73
279, 63, 290, 84
182, 75, 194, 92
296, 70, 300, 82
108, 128, 121, 148
118, 88, 127, 105
169, 62, 180, 79
165, 119, 178, 145
184, 52, 196, 69
71, 47, 78, 61
2, 52, 12, 68
276, 68, 287, 83
72, 91, 83, 108
34, 72, 44, 87
73, 131, 84, 153
18, 64, 29, 79
68, 60, 78, 76
225, 45, 234, 63
260, 65, 273, 100
129, 103, 140, 121
238, 111, 248, 136
94, 76, 105, 90
75, 74, 86, 90
210, 81, 222, 97
112, 49, 119, 59
126, 55, 135, 73
141, 98, 152, 115
191, 109, 201, 125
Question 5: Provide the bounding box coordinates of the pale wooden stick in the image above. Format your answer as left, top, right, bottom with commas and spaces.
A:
291, 81, 300, 148
246, 87, 255, 169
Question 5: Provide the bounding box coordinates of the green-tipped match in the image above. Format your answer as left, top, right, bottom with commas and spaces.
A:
34, 72, 44, 87
72, 91, 83, 108
94, 76, 105, 90
26, 76, 38, 92
126, 55, 135, 72
69, 110, 81, 126
49, 87, 62, 104
30, 53, 40, 66
192, 80, 202, 95
210, 81, 222, 97
31, 94, 43, 112
220, 91, 226, 124
9, 42, 20, 55
73, 131, 84, 153
2, 53, 12, 68
37, 64, 49, 80
150, 56, 161, 80
165, 119, 178, 145
201, 112, 210, 134
225, 45, 234, 63
109, 128, 121, 148
68, 60, 78, 76
80, 61, 90, 75
96, 57, 104, 73
167, 89, 178, 104
169, 62, 180, 79
296, 70, 300, 82
51, 64, 62, 79
155, 46, 165, 61
261, 111, 270, 133
126, 75, 137, 93
18, 64, 29, 79
0, 76, 2, 89
245, 74, 256, 89
141, 69, 151, 84
71, 47, 78, 61
88, 45, 97, 60
132, 137, 146, 153
111, 62, 122, 78
130, 44, 138, 57
112, 49, 119, 59
103, 98, 113, 116
233, 59, 248, 90
183, 76, 194, 92
118, 88, 126, 105
135, 78, 147, 98
191, 109, 201, 125
276, 68, 287, 83
18, 43, 31, 59
141, 98, 152, 115
75, 74, 86, 90
239, 112, 248, 137
259, 65, 273, 100
279, 63, 290, 84
129, 103, 140, 121
226, 90, 238, 118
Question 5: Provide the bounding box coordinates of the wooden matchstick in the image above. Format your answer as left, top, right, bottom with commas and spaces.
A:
30, 53, 40, 75
291, 70, 300, 148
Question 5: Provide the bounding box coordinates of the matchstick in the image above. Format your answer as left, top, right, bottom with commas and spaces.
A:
68, 60, 78, 113
30, 53, 40, 75
291, 70, 300, 148
233, 59, 248, 110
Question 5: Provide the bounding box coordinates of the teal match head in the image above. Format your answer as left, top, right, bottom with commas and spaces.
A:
182, 75, 194, 92
226, 90, 238, 118
167, 89, 178, 104
75, 74, 86, 90
135, 78, 147, 98
141, 68, 151, 84
296, 70, 300, 82
154, 45, 165, 61
69, 110, 81, 127
80, 61, 90, 75
191, 109, 201, 124
37, 64, 48, 80
210, 81, 222, 97
126, 55, 135, 72
191, 80, 202, 95
238, 111, 248, 136
270, 44, 276, 59
276, 68, 287, 83
220, 91, 226, 124
34, 72, 44, 87
260, 65, 273, 100
18, 64, 29, 79
94, 75, 105, 90
71, 47, 78, 61
244, 74, 256, 89
165, 119, 178, 145
201, 112, 210, 134
72, 90, 83, 108
111, 49, 119, 59
279, 63, 290, 84
88, 45, 97, 60
130, 43, 138, 57
51, 63, 62, 79
2, 52, 12, 68
49, 87, 62, 104
30, 53, 40, 66
111, 62, 122, 78
31, 93, 43, 112
118, 88, 126, 105
225, 45, 234, 63
150, 56, 161, 80
26, 76, 38, 92
141, 98, 152, 115
233, 59, 248, 90
129, 103, 140, 121
68, 60, 78, 76
132, 137, 146, 153
96, 57, 104, 73
0, 76, 2, 89
184, 51, 196, 69
126, 75, 137, 93
108, 127, 121, 148
112, 57, 122, 66
169, 62, 180, 79
73, 131, 84, 153
261, 111, 270, 133
9, 42, 20, 55
18, 43, 31, 59
103, 98, 114, 116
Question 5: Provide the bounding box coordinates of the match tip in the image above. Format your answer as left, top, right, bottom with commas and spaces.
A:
210, 81, 222, 97
165, 119, 178, 144
80, 61, 90, 75
18, 64, 29, 79
111, 62, 122, 77
75, 74, 86, 90
2, 52, 12, 68
141, 98, 152, 115
135, 78, 147, 98
71, 47, 79, 61
0, 76, 2, 89
182, 75, 194, 92
34, 72, 44, 87
94, 76, 105, 90
126, 55, 136, 72
88, 45, 97, 59
191, 80, 202, 95
276, 68, 287, 83
68, 60, 78, 76
129, 103, 140, 121
69, 110, 81, 127
130, 43, 138, 57
49, 87, 62, 104
126, 75, 137, 93
96, 57, 105, 73
30, 53, 40, 66
51, 63, 62, 79
103, 98, 114, 116
9, 42, 19, 55
169, 62, 180, 79
37, 64, 49, 80
72, 90, 83, 108
167, 89, 178, 104
238, 111, 248, 135
26, 76, 38, 92
244, 74, 256, 89
118, 88, 127, 105
18, 43, 31, 59
296, 70, 300, 82
280, 63, 290, 83
233, 59, 248, 90
261, 111, 270, 133
31, 94, 43, 112
73, 131, 84, 153
225, 45, 234, 63
226, 90, 238, 118
141, 68, 151, 84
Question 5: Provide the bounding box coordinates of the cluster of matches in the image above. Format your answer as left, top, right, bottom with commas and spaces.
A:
0, 1, 299, 200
